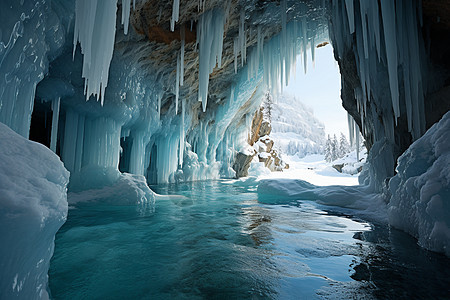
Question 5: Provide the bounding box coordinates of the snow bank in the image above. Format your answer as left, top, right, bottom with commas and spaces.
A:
388, 111, 450, 256
68, 173, 156, 205
257, 179, 387, 224
0, 122, 69, 299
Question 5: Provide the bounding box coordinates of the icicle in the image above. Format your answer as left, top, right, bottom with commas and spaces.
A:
157, 92, 162, 120
175, 52, 180, 114
345, 0, 355, 33
171, 0, 180, 32
380, 0, 400, 123
73, 0, 119, 104
122, 0, 131, 35
197, 8, 226, 112
239, 10, 245, 67
355, 124, 360, 162
233, 37, 238, 73
347, 113, 355, 147
180, 26, 185, 86
300, 18, 308, 74
50, 97, 60, 152
359, 1, 369, 59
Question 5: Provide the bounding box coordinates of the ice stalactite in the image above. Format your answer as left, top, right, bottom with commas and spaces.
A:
180, 27, 185, 86
50, 97, 61, 152
73, 0, 132, 105
261, 18, 327, 98
335, 0, 427, 142
380, 0, 400, 124
121, 0, 131, 35
344, 0, 355, 33
171, 0, 180, 32
197, 8, 225, 112
175, 52, 180, 114
240, 10, 246, 66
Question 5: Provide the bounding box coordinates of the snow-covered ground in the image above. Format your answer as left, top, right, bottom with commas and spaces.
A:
250, 152, 361, 186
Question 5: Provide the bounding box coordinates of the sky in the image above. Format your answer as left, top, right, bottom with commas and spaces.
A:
282, 44, 349, 138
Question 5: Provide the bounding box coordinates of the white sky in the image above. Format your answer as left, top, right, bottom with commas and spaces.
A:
283, 44, 349, 138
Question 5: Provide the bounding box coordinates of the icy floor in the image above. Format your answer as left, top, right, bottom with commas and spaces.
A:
49, 163, 450, 299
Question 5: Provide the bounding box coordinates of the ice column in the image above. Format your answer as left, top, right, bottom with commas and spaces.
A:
50, 98, 61, 152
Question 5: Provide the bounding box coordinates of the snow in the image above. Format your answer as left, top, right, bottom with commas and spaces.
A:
258, 154, 360, 187
270, 94, 325, 157
68, 173, 157, 205
254, 153, 386, 224
388, 111, 450, 256
0, 122, 69, 299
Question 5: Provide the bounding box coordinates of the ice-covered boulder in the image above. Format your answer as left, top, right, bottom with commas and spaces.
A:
388, 111, 450, 256
0, 122, 69, 299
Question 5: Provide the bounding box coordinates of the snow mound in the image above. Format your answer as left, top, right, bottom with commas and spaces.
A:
68, 173, 157, 205
257, 178, 387, 224
388, 111, 450, 256
0, 122, 69, 299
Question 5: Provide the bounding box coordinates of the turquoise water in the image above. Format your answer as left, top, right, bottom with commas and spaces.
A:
49, 180, 450, 299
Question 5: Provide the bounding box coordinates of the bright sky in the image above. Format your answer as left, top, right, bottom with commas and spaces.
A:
283, 44, 348, 138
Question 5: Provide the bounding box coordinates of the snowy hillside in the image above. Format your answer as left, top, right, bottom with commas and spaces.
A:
269, 94, 325, 157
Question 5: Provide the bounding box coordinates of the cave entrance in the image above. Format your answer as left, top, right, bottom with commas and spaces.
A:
259, 43, 363, 186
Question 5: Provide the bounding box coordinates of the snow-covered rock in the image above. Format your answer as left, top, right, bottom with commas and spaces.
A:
0, 122, 69, 299
388, 111, 450, 256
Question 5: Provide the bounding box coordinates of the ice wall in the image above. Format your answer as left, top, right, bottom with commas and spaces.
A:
388, 111, 450, 256
0, 0, 65, 138
0, 122, 69, 299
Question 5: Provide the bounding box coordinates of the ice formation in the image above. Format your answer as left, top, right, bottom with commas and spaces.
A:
0, 122, 69, 299
330, 0, 426, 141
197, 8, 226, 112
0, 0, 448, 271
388, 111, 450, 256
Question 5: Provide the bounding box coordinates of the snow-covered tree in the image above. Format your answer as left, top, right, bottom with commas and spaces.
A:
263, 91, 273, 122
324, 135, 332, 162
338, 132, 350, 158
330, 134, 339, 161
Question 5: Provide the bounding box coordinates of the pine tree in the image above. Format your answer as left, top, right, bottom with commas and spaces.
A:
263, 91, 273, 122
339, 132, 350, 158
324, 135, 332, 162
331, 134, 339, 161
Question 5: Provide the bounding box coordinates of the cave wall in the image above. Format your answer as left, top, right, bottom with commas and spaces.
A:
329, 0, 450, 192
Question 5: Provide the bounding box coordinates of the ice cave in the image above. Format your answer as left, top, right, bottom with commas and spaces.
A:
1, 0, 449, 299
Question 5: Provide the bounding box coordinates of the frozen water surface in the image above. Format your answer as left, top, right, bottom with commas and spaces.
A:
49, 180, 450, 299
